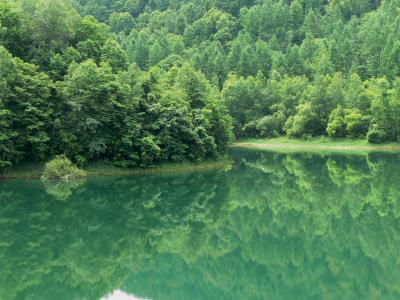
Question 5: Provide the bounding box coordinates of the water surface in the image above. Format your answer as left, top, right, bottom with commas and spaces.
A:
1, 149, 400, 300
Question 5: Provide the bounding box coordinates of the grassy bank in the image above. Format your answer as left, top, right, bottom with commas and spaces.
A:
0, 159, 232, 180
231, 136, 400, 153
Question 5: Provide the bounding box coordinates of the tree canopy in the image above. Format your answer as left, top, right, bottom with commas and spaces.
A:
1, 0, 400, 167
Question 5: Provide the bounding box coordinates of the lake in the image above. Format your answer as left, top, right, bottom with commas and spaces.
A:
1, 148, 400, 300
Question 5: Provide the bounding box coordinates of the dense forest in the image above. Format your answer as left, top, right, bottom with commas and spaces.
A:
1, 0, 400, 168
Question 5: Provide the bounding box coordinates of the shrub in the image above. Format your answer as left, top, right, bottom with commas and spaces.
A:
256, 115, 279, 137
367, 124, 386, 144
326, 106, 346, 138
139, 136, 161, 166
256, 104, 286, 137
327, 107, 370, 138
42, 155, 87, 179
285, 102, 320, 137
243, 121, 258, 137
344, 109, 369, 137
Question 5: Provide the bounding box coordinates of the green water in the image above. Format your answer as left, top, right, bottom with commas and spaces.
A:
1, 149, 400, 300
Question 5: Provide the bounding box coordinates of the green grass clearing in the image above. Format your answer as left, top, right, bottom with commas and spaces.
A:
231, 136, 400, 153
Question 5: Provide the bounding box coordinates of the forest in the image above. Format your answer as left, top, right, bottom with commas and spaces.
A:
1, 0, 400, 168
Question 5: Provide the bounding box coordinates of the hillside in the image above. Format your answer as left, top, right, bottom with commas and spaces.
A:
1, 0, 399, 168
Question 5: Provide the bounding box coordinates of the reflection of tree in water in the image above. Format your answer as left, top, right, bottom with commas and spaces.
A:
0, 171, 230, 300
128, 151, 400, 300
42, 178, 87, 201
2, 151, 400, 299
200, 150, 400, 300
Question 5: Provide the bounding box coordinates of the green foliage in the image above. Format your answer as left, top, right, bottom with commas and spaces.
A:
222, 73, 268, 137
327, 106, 369, 138
255, 104, 286, 137
344, 108, 369, 137
0, 1, 23, 56
108, 12, 135, 34
41, 155, 87, 179
0, 45, 53, 166
18, 0, 80, 44
100, 39, 128, 71
327, 106, 346, 137
59, 59, 130, 160
367, 124, 386, 144
285, 102, 321, 137
3, 0, 400, 167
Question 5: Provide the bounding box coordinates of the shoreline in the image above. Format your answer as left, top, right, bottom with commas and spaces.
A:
3, 137, 400, 180
231, 137, 400, 152
0, 159, 232, 181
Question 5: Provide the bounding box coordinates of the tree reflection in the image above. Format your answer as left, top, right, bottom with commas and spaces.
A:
1, 150, 400, 299
42, 178, 87, 201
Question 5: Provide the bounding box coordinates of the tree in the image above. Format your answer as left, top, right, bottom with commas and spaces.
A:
238, 46, 254, 77
290, 0, 304, 29
59, 60, 131, 160
0, 46, 53, 165
175, 64, 209, 109
109, 12, 135, 34
49, 46, 81, 80
344, 108, 369, 137
148, 41, 166, 66
222, 73, 268, 137
286, 45, 306, 76
101, 39, 128, 72
256, 104, 287, 137
0, 1, 23, 56
285, 102, 320, 137
18, 0, 80, 44
134, 31, 149, 69
327, 106, 346, 138
0, 98, 14, 168
254, 41, 272, 77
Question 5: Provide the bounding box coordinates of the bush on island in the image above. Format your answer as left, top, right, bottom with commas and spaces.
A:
41, 155, 87, 179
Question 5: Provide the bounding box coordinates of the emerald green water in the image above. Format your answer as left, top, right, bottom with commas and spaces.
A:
1, 149, 400, 300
